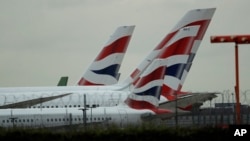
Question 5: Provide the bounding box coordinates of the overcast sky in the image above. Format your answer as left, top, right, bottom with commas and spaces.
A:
0, 0, 250, 98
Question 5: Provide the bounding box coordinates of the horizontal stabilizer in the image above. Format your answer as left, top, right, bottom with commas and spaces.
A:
159, 92, 219, 110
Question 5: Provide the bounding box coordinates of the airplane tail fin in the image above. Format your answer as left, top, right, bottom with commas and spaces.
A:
120, 8, 216, 92
125, 59, 165, 110
77, 25, 135, 86
157, 8, 216, 101
57, 76, 68, 86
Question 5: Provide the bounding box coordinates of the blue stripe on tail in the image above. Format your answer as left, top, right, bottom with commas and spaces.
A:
92, 64, 120, 78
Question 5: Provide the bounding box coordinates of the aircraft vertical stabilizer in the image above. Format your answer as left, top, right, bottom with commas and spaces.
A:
159, 8, 216, 101
78, 25, 135, 85
125, 59, 171, 114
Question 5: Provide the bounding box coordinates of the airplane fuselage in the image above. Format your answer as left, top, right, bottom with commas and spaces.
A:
0, 106, 155, 128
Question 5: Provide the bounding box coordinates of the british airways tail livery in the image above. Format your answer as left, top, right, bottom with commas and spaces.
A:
77, 25, 135, 86
159, 8, 216, 102
122, 8, 215, 93
156, 8, 218, 111
125, 8, 217, 111
125, 59, 165, 110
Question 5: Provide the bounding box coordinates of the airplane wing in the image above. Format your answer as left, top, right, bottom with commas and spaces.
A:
159, 92, 219, 110
0, 76, 69, 109
0, 93, 72, 109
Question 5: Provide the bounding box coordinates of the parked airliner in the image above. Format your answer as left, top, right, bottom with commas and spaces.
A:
0, 59, 174, 128
0, 8, 217, 111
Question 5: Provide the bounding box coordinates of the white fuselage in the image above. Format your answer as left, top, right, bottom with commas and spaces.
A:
0, 106, 155, 128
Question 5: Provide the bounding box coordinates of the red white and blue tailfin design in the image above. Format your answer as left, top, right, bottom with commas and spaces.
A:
125, 59, 166, 111
78, 25, 135, 86
158, 8, 216, 101
122, 8, 215, 92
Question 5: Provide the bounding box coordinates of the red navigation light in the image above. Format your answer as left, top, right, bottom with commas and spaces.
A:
210, 35, 250, 44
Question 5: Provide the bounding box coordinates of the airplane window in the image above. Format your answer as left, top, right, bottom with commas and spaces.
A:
98, 118, 100, 120
55, 119, 57, 122
59, 118, 61, 121
38, 106, 40, 108
47, 106, 49, 108
51, 119, 53, 122
78, 118, 81, 121
78, 105, 80, 107
56, 106, 58, 108
42, 106, 45, 108
74, 105, 76, 107
2, 120, 5, 123
27, 119, 29, 122
94, 118, 96, 121
23, 119, 25, 122
19, 119, 21, 122
65, 105, 67, 108
69, 105, 72, 108
63, 119, 65, 121
51, 106, 54, 108
47, 119, 49, 122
